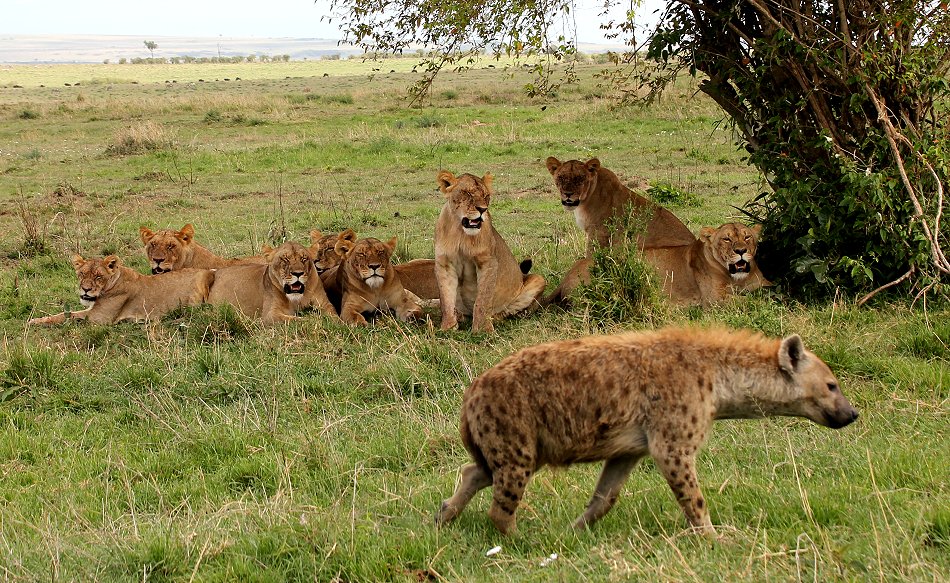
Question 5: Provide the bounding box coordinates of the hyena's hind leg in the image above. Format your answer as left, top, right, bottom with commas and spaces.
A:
435, 463, 492, 526
487, 463, 534, 535
573, 453, 645, 530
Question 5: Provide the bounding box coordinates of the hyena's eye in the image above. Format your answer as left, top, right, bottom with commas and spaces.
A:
827, 382, 839, 393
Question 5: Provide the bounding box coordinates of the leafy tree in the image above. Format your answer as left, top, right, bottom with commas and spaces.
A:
144, 40, 158, 59
328, 0, 950, 299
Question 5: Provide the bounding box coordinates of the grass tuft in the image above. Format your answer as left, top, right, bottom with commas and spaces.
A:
105, 120, 174, 155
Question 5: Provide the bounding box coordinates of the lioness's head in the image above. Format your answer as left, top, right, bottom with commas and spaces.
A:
545, 157, 600, 209
438, 171, 492, 236
140, 224, 195, 274
309, 228, 357, 274
336, 236, 396, 289
699, 223, 762, 280
777, 334, 859, 429
263, 241, 315, 300
71, 254, 122, 307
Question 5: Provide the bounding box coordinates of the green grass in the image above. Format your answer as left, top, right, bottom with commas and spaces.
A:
0, 60, 947, 581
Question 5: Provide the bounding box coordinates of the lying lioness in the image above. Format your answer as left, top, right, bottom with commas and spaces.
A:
643, 223, 771, 305
28, 255, 214, 325
208, 241, 335, 324
140, 223, 264, 274
333, 236, 422, 325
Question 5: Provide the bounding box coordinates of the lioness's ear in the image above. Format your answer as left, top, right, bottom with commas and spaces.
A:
482, 173, 493, 191
71, 254, 86, 271
104, 255, 120, 270
585, 158, 601, 174
261, 244, 274, 255
699, 227, 716, 242
545, 156, 562, 175
339, 228, 357, 243
384, 236, 397, 254
750, 224, 763, 237
334, 238, 355, 257
139, 226, 154, 245
437, 170, 456, 194
309, 230, 323, 244
178, 224, 195, 244
778, 334, 805, 374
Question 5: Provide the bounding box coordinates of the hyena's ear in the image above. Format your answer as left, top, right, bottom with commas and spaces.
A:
178, 224, 195, 244
334, 238, 356, 257
139, 226, 154, 245
437, 171, 456, 195
71, 254, 86, 271
585, 158, 601, 174
338, 228, 357, 243
699, 227, 716, 242
482, 173, 493, 192
384, 236, 397, 255
778, 334, 806, 375
545, 156, 562, 175
103, 255, 120, 271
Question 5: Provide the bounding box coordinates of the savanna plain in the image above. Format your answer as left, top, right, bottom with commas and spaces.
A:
0, 58, 947, 581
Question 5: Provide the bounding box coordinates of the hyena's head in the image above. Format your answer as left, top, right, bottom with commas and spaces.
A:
778, 334, 859, 429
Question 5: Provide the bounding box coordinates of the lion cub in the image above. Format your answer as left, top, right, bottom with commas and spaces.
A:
333, 236, 422, 325
435, 327, 858, 535
140, 223, 264, 274
434, 171, 546, 333
208, 241, 335, 324
644, 223, 772, 305
28, 255, 214, 325
546, 157, 695, 253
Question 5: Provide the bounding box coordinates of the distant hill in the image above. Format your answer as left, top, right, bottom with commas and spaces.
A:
0, 34, 363, 64
0, 34, 627, 64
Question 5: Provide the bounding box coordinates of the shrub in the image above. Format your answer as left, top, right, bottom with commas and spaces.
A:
17, 109, 39, 120
647, 182, 700, 207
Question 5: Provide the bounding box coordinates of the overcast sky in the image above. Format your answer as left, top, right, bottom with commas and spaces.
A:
5, 0, 666, 45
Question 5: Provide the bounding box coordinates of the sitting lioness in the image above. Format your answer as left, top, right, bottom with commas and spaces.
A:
545, 157, 695, 253
643, 223, 771, 305
208, 241, 335, 324
333, 236, 422, 325
28, 255, 214, 325
435, 171, 546, 333
140, 223, 264, 274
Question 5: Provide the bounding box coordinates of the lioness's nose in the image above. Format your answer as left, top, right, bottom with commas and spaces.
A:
291, 271, 305, 278
735, 248, 747, 255
475, 206, 487, 214
369, 263, 381, 270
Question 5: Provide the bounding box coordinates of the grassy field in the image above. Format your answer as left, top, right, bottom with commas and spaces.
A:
0, 60, 947, 582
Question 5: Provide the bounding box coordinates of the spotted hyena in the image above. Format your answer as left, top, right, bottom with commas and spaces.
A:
434, 327, 859, 534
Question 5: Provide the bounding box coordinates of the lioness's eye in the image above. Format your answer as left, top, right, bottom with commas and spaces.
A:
723, 237, 731, 243
827, 382, 838, 393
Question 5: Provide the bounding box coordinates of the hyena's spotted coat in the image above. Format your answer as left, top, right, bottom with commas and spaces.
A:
435, 327, 858, 534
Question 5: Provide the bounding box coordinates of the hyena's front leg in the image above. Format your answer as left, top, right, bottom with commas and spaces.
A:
650, 439, 714, 534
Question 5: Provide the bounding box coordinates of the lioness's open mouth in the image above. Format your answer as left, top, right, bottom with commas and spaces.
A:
151, 267, 170, 275
729, 260, 750, 274
284, 282, 305, 294
462, 217, 483, 230
80, 294, 97, 302
561, 199, 580, 207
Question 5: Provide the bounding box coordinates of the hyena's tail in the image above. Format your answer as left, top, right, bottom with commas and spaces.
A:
460, 408, 492, 477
